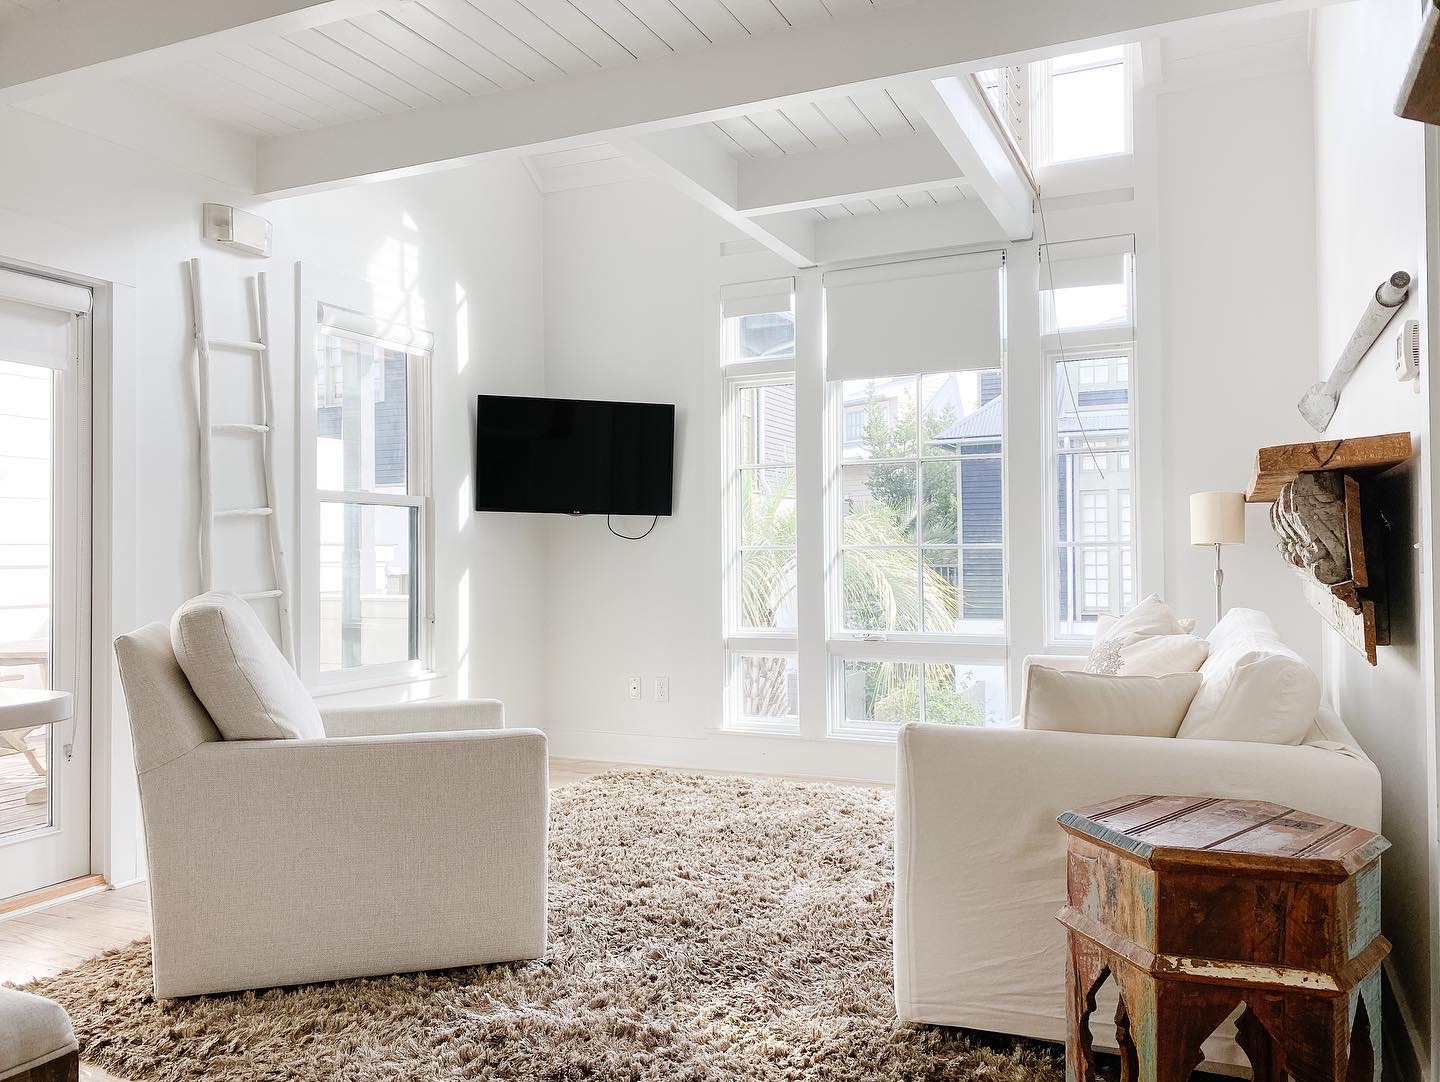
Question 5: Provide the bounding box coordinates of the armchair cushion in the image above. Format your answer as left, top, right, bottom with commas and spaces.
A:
170, 591, 323, 741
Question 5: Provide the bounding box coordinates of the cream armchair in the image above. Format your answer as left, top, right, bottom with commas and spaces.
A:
115, 623, 549, 999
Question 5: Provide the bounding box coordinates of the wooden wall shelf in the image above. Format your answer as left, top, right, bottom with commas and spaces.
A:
1246, 432, 1412, 503
1247, 432, 1409, 667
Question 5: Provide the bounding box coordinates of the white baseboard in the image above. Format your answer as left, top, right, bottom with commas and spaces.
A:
544, 727, 896, 786
1384, 958, 1430, 1082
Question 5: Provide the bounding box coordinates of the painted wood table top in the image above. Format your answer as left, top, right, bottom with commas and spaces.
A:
1056, 794, 1389, 1082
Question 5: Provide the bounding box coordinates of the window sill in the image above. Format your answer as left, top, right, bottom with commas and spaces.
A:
309, 668, 443, 699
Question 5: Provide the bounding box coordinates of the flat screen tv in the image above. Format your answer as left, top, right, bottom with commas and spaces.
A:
474, 394, 675, 516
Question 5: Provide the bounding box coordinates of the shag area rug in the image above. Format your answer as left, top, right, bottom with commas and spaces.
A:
23, 770, 1062, 1081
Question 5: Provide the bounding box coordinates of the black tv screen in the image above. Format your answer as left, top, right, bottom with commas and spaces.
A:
474, 395, 675, 516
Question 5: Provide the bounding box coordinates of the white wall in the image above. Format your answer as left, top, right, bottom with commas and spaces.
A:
0, 101, 549, 885
1153, 67, 1322, 661
1312, 0, 1437, 1072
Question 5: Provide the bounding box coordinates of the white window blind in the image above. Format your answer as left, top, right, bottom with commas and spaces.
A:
721, 277, 795, 320
1038, 235, 1133, 290
824, 251, 1004, 379
0, 268, 91, 371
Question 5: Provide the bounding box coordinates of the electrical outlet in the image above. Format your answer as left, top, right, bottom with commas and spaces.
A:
627, 676, 642, 702
655, 676, 670, 703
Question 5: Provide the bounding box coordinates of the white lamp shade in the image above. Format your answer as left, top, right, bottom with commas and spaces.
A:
1190, 491, 1246, 546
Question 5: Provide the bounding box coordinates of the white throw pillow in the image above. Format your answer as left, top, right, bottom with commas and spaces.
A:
1093, 594, 1187, 643
1176, 608, 1320, 745
1085, 633, 1209, 677
1023, 665, 1203, 739
170, 591, 324, 741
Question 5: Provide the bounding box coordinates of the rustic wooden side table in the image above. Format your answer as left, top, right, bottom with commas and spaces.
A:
1056, 795, 1388, 1082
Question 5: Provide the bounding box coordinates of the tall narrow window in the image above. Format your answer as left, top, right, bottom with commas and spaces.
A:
1043, 237, 1137, 640
722, 279, 798, 732
1034, 46, 1131, 165
313, 310, 431, 679
824, 252, 1008, 735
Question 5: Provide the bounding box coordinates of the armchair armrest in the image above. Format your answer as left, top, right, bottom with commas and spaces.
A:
140, 727, 548, 995
321, 698, 506, 737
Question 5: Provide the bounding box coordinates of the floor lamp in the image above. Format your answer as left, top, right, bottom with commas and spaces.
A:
1190, 491, 1246, 625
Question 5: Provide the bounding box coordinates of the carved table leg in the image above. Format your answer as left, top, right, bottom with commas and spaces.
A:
1111, 964, 1240, 1082
1065, 932, 1110, 1082
1114, 995, 1139, 1082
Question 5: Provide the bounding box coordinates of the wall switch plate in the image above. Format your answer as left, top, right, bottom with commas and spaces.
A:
655, 676, 670, 703
628, 677, 642, 702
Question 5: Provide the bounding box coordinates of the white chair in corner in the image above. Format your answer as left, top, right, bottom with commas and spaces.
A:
114, 592, 549, 999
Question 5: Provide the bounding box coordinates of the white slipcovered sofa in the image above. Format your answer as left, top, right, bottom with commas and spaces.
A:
893, 609, 1381, 1043
116, 596, 549, 999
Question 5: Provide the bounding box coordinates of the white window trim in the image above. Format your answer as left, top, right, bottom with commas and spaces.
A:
722, 353, 799, 732
1030, 45, 1136, 168
295, 264, 435, 693
1045, 340, 1139, 646
0, 286, 92, 874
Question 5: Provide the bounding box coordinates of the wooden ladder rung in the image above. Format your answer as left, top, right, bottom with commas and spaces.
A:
238, 589, 283, 600
208, 338, 266, 352
214, 507, 274, 518
211, 423, 269, 435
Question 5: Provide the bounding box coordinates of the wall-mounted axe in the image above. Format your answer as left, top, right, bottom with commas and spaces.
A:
1298, 270, 1411, 431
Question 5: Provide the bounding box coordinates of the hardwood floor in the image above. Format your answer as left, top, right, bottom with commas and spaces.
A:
1, 757, 883, 1082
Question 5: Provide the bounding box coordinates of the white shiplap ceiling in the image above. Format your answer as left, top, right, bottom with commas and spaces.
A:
807, 181, 971, 219
711, 88, 924, 158
64, 0, 911, 139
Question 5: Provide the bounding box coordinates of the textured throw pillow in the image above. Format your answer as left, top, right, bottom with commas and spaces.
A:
170, 591, 324, 741
1176, 608, 1320, 745
1093, 594, 1187, 643
1023, 665, 1203, 739
1084, 633, 1209, 677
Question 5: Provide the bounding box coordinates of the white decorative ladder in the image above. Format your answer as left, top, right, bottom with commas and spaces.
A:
186, 258, 294, 664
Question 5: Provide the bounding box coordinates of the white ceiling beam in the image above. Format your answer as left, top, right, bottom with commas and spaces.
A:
814, 200, 1006, 265
736, 132, 965, 217
615, 127, 816, 267
257, 0, 1317, 195
0, 0, 393, 105
903, 75, 1036, 241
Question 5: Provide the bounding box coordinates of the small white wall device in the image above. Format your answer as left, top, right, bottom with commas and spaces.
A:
201, 203, 272, 257
1395, 318, 1421, 387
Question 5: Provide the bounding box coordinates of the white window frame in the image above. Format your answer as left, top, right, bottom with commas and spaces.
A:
296, 265, 434, 693
824, 364, 1009, 740
721, 287, 799, 734
1046, 341, 1138, 645
0, 271, 93, 893
1031, 46, 1134, 167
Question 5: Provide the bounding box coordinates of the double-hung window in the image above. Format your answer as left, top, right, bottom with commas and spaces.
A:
721, 279, 798, 732
823, 252, 1008, 734
1042, 237, 1138, 641
306, 298, 433, 685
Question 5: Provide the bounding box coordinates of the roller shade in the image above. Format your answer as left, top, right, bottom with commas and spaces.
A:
824, 251, 1003, 380
0, 268, 90, 371
1039, 235, 1133, 290
318, 302, 435, 354
721, 277, 794, 319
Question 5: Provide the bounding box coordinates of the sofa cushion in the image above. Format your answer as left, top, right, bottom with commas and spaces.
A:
1176, 608, 1320, 745
170, 591, 323, 741
0, 988, 78, 1077
1084, 632, 1209, 676
1022, 665, 1202, 739
1091, 594, 1187, 645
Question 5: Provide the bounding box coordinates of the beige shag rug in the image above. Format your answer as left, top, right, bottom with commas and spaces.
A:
23, 770, 1062, 1081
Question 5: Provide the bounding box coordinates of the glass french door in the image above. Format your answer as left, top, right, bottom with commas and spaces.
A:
0, 271, 92, 900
